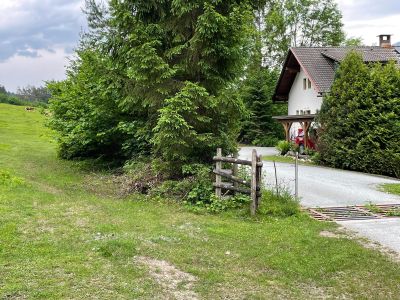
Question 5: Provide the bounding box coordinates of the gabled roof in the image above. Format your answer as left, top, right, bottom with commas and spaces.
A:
274, 46, 400, 102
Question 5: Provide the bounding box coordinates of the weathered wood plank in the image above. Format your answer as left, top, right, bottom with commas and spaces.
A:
250, 150, 257, 215
213, 156, 263, 167
256, 154, 262, 210
213, 183, 261, 196
233, 152, 239, 193
215, 148, 222, 198
212, 169, 253, 188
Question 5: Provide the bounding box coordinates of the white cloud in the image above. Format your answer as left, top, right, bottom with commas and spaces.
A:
0, 1, 399, 92
0, 0, 86, 91
336, 0, 400, 45
0, 48, 70, 91
0, 0, 86, 61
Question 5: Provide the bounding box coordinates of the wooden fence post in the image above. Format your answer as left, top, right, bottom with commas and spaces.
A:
213, 148, 263, 215
232, 152, 239, 193
215, 148, 222, 198
250, 149, 257, 215
256, 154, 262, 210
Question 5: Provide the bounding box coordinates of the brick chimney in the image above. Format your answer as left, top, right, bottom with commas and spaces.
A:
378, 34, 392, 48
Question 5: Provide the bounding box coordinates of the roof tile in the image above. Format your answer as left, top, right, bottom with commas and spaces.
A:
290, 47, 400, 94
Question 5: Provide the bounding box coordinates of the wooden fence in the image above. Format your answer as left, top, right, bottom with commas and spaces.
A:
213, 148, 263, 215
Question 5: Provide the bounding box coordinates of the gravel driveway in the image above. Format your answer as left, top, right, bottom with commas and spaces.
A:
239, 146, 400, 253
239, 146, 400, 207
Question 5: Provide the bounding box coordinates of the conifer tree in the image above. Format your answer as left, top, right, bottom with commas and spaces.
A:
318, 52, 400, 178
49, 0, 253, 174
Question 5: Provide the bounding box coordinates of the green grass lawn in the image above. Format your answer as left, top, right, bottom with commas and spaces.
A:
381, 183, 400, 196
1, 103, 400, 299
262, 154, 314, 165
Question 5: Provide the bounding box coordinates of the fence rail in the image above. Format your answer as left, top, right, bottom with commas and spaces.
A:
213, 148, 263, 215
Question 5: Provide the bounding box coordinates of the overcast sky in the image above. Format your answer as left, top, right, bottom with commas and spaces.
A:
0, 0, 399, 92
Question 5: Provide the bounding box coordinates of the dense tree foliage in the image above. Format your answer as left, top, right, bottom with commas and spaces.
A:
318, 52, 400, 178
239, 64, 285, 145
47, 0, 347, 173
0, 85, 47, 106
16, 86, 51, 103
239, 0, 343, 145
262, 0, 344, 67
48, 0, 252, 175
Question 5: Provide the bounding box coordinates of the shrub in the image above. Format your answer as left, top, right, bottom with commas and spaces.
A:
252, 136, 280, 147
122, 159, 164, 194
318, 52, 400, 178
259, 189, 300, 217
276, 140, 291, 155
149, 163, 213, 203
187, 193, 251, 213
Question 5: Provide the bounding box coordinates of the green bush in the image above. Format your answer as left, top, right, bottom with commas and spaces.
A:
149, 163, 213, 203
259, 189, 300, 217
318, 52, 400, 178
276, 140, 291, 155
252, 136, 280, 147
187, 193, 251, 213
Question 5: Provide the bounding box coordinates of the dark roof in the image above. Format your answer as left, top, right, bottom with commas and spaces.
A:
274, 46, 400, 102
273, 114, 316, 122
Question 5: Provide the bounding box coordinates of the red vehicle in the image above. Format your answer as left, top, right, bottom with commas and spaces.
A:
294, 128, 316, 154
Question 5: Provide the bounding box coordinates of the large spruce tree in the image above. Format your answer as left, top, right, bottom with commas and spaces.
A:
49, 0, 253, 174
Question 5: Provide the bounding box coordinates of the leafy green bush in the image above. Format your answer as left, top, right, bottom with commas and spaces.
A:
259, 189, 300, 217
187, 193, 251, 213
149, 163, 213, 203
318, 52, 400, 178
276, 140, 291, 155
252, 136, 280, 147
122, 159, 164, 194
304, 148, 317, 156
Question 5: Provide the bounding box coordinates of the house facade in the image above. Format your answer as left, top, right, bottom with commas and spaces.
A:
273, 35, 400, 144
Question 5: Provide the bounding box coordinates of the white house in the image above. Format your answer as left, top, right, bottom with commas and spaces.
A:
273, 34, 400, 145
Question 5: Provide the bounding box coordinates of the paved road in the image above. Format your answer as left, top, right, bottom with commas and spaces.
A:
239, 146, 400, 253
239, 146, 400, 207
339, 219, 400, 253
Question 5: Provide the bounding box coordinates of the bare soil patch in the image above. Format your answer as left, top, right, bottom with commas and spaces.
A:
135, 256, 198, 300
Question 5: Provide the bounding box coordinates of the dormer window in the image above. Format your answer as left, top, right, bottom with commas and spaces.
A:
308, 79, 311, 89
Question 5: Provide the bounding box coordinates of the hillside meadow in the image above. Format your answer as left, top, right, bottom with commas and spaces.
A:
1, 103, 400, 299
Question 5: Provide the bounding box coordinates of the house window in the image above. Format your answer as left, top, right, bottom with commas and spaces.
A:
296, 110, 299, 115
300, 110, 304, 115
305, 110, 311, 115
303, 78, 307, 90
308, 79, 311, 89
